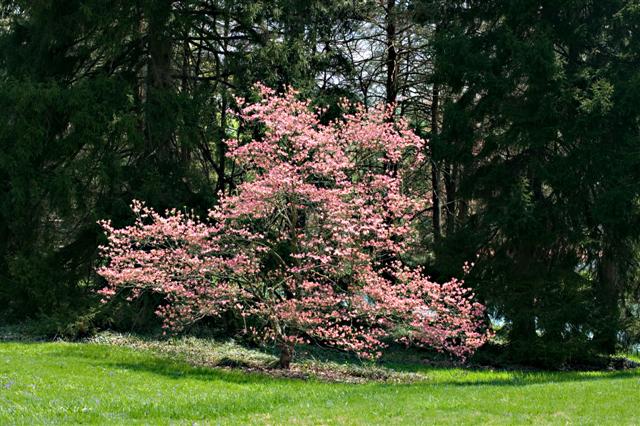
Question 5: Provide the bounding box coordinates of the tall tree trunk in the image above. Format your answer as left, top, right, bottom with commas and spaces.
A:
179, 35, 191, 166
145, 1, 174, 163
509, 298, 537, 348
509, 243, 539, 359
595, 238, 622, 354
509, 174, 544, 360
444, 162, 457, 235
385, 0, 398, 106
431, 83, 442, 240
215, 12, 231, 194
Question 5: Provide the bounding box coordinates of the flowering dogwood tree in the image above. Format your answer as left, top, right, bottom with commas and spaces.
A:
98, 85, 490, 368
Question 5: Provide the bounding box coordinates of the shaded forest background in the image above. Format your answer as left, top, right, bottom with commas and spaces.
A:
1, 0, 640, 367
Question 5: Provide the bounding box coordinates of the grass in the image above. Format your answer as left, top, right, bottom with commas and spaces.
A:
1, 338, 639, 425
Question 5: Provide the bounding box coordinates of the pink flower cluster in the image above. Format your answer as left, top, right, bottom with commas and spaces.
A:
98, 85, 491, 361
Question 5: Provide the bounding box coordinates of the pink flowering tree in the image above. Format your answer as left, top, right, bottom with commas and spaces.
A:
98, 85, 490, 368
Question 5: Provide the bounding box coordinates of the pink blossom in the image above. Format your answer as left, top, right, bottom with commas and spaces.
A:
97, 85, 491, 363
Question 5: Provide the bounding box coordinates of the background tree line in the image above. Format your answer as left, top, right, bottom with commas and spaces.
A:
1, 0, 639, 366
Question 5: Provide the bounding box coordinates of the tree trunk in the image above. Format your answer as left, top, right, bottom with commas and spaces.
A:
509, 302, 537, 352
277, 342, 294, 369
384, 0, 398, 106
509, 258, 538, 360
431, 83, 442, 240
444, 161, 457, 235
145, 1, 174, 163
214, 11, 231, 194
595, 241, 621, 354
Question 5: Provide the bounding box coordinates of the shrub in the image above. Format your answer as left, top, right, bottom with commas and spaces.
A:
98, 86, 490, 368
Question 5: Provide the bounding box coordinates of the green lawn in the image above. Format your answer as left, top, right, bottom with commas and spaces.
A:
1, 341, 639, 425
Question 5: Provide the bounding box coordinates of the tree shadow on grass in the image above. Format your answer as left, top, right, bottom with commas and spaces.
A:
380, 351, 640, 387
110, 360, 276, 384
40, 342, 640, 388
43, 344, 278, 385
431, 369, 640, 387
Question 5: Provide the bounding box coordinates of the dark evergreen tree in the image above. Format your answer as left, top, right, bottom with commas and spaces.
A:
0, 0, 360, 325
414, 0, 640, 364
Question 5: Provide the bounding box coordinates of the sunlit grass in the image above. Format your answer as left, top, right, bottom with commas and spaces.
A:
1, 341, 639, 425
